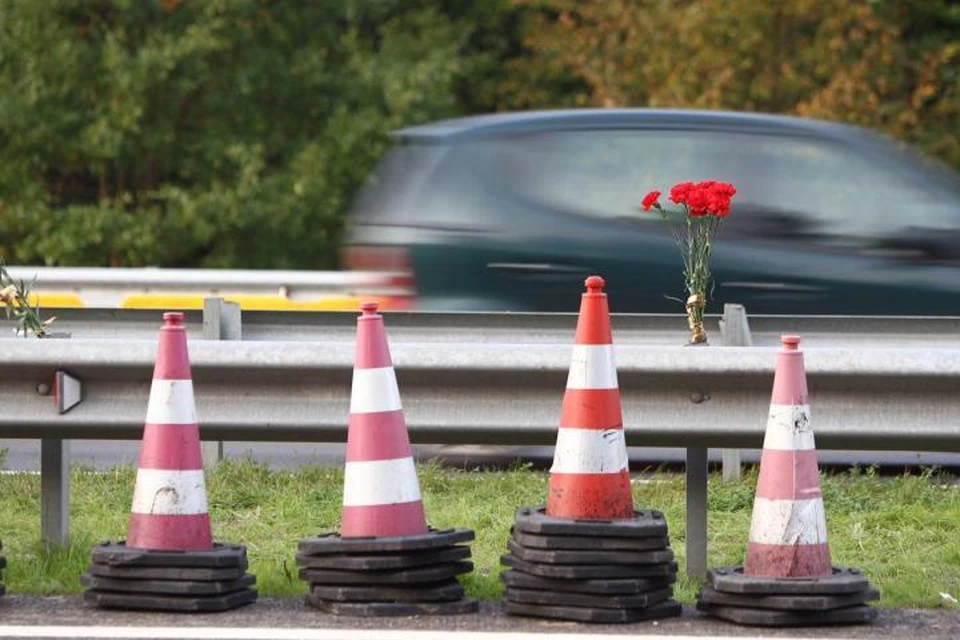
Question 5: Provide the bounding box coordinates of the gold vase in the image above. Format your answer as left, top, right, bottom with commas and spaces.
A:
685, 292, 708, 345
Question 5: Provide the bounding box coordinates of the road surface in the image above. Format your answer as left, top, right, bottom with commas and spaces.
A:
0, 597, 957, 639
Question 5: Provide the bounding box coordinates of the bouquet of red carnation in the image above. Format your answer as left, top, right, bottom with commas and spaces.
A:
641, 181, 736, 345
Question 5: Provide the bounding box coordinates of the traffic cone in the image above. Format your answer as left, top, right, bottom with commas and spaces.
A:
341, 301, 428, 538
546, 275, 633, 520
83, 311, 256, 612
127, 312, 213, 551
744, 335, 831, 577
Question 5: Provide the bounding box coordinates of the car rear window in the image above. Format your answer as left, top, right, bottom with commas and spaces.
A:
350, 143, 446, 224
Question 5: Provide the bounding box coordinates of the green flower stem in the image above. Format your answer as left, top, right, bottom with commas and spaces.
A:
655, 206, 724, 343
0, 261, 51, 338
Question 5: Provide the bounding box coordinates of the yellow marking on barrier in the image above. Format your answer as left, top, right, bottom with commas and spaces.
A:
27, 294, 86, 308
119, 294, 390, 311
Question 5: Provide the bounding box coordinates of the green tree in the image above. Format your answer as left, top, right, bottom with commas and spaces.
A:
0, 0, 517, 268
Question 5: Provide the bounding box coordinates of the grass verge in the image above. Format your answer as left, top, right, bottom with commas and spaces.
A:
0, 460, 958, 609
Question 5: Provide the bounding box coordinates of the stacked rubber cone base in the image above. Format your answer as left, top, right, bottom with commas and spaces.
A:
297, 528, 479, 616
82, 542, 257, 612
500, 507, 682, 623
696, 566, 879, 626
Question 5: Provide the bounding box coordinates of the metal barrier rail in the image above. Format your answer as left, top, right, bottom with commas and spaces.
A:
4, 306, 960, 347
2, 266, 411, 309
3, 332, 959, 576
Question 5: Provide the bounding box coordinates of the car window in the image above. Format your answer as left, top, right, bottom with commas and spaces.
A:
740, 135, 959, 242
351, 143, 446, 223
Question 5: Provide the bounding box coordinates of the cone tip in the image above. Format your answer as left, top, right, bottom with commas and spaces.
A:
163, 312, 184, 327
781, 335, 801, 350
360, 301, 379, 316
585, 275, 605, 293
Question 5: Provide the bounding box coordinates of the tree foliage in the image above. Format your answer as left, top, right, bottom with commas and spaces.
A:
0, 0, 516, 267
503, 0, 960, 168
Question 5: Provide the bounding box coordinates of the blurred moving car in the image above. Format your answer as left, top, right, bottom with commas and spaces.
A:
343, 109, 960, 315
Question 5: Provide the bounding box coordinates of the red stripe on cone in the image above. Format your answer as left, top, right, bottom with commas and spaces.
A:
342, 502, 429, 538
573, 276, 613, 345
137, 424, 205, 470
754, 450, 822, 501
152, 313, 193, 380
127, 312, 213, 551
341, 302, 428, 538
346, 410, 413, 462
354, 303, 393, 369
128, 513, 213, 551
560, 389, 623, 430
745, 335, 831, 578
770, 335, 808, 405
547, 471, 634, 520
745, 542, 832, 578
547, 277, 633, 521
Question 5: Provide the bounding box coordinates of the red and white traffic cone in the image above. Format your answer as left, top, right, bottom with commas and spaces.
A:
127, 312, 213, 551
744, 335, 831, 577
546, 276, 634, 520
340, 301, 428, 538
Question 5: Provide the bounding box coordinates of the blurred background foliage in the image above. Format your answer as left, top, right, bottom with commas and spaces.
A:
0, 0, 957, 268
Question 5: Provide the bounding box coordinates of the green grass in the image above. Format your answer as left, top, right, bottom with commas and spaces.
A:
0, 460, 958, 609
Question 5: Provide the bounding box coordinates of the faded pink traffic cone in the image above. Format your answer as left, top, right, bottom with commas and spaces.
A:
744, 335, 831, 577
340, 301, 428, 538
127, 312, 213, 551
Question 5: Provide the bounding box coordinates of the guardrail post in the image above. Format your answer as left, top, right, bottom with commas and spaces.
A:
719, 303, 753, 482
201, 298, 242, 467
41, 439, 69, 547
685, 446, 708, 579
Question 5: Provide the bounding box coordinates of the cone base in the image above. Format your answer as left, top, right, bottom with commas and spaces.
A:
308, 595, 479, 616
547, 471, 634, 520
502, 598, 682, 623
744, 542, 833, 579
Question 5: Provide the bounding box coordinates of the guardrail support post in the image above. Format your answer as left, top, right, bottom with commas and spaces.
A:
719, 303, 753, 482
686, 446, 708, 579
41, 439, 69, 548
201, 298, 242, 467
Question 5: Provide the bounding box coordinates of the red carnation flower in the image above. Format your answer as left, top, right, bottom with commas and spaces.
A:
642, 190, 661, 211
669, 182, 695, 205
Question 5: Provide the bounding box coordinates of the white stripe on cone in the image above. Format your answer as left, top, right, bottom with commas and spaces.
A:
550, 428, 629, 474
342, 457, 422, 506
566, 345, 618, 390
144, 380, 198, 425
131, 469, 209, 515
350, 367, 403, 414
748, 497, 829, 545
762, 404, 815, 451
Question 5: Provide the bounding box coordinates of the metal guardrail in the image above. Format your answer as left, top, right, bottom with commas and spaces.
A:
4, 338, 958, 448
2, 266, 411, 309
2, 312, 959, 576
4, 306, 960, 347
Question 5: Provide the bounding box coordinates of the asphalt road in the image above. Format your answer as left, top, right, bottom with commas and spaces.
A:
2, 441, 959, 472
0, 597, 958, 639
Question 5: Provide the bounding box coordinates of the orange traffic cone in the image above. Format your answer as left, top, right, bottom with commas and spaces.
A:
546, 276, 633, 520
744, 335, 831, 577
127, 312, 213, 551
340, 301, 428, 538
